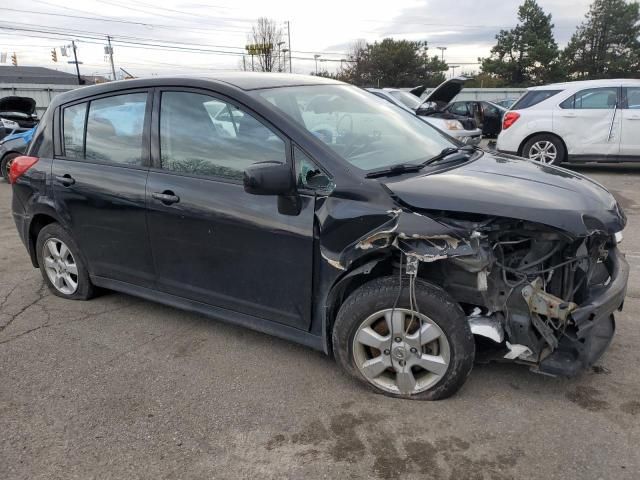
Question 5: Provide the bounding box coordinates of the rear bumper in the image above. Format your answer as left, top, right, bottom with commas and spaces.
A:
537, 247, 629, 376
12, 208, 30, 251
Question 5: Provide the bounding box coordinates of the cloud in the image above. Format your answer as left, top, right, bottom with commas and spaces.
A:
0, 0, 594, 76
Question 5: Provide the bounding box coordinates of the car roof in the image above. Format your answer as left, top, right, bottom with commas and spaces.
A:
190, 72, 345, 90
528, 78, 640, 91
49, 73, 345, 108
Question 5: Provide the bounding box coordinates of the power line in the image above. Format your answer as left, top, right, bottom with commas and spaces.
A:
0, 25, 351, 64
0, 22, 349, 59
6, 7, 249, 35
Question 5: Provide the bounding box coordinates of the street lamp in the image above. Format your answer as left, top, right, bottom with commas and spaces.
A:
436, 46, 447, 62
314, 54, 321, 74
449, 65, 460, 78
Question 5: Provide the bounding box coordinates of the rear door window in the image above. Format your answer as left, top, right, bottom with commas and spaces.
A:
511, 90, 562, 110
560, 87, 618, 110
63, 102, 87, 159
85, 93, 148, 166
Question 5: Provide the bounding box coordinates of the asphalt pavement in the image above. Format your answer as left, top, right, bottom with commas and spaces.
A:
1, 162, 639, 480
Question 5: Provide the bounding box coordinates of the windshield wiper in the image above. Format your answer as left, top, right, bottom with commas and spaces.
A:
364, 145, 477, 179
422, 145, 476, 166
365, 163, 424, 178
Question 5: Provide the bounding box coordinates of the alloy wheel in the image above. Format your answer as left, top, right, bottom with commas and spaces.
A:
43, 238, 79, 295
528, 140, 557, 164
352, 308, 450, 395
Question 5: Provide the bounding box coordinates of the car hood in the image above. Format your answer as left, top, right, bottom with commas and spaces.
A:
421, 77, 466, 105
0, 96, 36, 115
384, 152, 626, 236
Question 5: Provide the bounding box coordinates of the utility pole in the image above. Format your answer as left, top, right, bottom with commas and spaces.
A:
107, 36, 116, 81
70, 40, 82, 85
286, 21, 292, 73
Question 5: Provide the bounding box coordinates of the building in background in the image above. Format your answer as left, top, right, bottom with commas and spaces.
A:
0, 66, 107, 117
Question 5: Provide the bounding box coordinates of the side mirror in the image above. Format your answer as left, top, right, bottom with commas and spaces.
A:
243, 161, 295, 196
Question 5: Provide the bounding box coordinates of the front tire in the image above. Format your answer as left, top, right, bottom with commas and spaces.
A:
522, 134, 565, 165
1, 153, 19, 181
36, 223, 95, 300
333, 276, 475, 400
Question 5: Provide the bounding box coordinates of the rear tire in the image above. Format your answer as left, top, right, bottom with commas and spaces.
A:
522, 134, 565, 165
332, 276, 475, 400
0, 152, 19, 181
36, 223, 95, 300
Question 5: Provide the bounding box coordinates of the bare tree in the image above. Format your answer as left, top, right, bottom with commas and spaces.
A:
247, 17, 285, 72
334, 39, 368, 83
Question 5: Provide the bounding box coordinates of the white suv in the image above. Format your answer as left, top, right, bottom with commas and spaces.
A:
496, 79, 640, 164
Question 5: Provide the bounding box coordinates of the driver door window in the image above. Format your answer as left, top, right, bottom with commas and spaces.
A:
160, 91, 286, 180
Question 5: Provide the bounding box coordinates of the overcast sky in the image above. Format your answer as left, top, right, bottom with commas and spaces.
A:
0, 0, 595, 79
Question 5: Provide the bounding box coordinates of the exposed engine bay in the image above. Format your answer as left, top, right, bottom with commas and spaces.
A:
329, 206, 626, 376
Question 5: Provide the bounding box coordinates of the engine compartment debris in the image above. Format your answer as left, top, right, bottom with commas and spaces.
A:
321, 202, 625, 377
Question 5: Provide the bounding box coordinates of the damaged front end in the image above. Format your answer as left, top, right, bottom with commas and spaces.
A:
325, 206, 628, 377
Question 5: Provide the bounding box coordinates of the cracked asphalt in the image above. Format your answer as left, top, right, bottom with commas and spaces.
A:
1, 164, 640, 480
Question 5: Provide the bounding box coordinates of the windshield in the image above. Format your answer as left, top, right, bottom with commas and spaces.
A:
253, 85, 454, 171
388, 90, 422, 110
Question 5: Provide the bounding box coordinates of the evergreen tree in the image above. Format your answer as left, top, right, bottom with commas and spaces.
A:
337, 39, 448, 87
481, 0, 562, 86
562, 0, 640, 79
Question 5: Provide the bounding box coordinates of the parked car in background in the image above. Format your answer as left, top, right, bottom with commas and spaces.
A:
493, 99, 516, 109
497, 79, 640, 164
10, 74, 628, 400
444, 100, 507, 137
0, 96, 38, 140
0, 127, 34, 181
367, 78, 482, 145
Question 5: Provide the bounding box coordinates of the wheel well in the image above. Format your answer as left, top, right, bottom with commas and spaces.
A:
28, 214, 57, 267
324, 253, 450, 354
324, 255, 394, 355
518, 132, 567, 161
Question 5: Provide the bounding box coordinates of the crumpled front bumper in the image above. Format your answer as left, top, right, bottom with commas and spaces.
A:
537, 247, 629, 377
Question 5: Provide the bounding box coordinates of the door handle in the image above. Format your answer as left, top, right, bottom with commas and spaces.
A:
152, 190, 180, 205
55, 174, 75, 186
560, 112, 576, 117
628, 115, 640, 120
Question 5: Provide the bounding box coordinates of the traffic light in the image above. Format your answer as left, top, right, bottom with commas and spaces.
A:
51, 48, 57, 62
11, 52, 17, 66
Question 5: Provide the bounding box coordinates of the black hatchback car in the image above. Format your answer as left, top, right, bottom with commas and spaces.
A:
10, 74, 628, 400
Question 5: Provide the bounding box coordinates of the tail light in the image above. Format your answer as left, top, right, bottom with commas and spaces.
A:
8, 156, 39, 184
502, 112, 520, 130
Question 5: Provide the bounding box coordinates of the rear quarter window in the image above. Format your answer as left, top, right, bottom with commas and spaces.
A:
63, 102, 87, 159
511, 90, 562, 110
